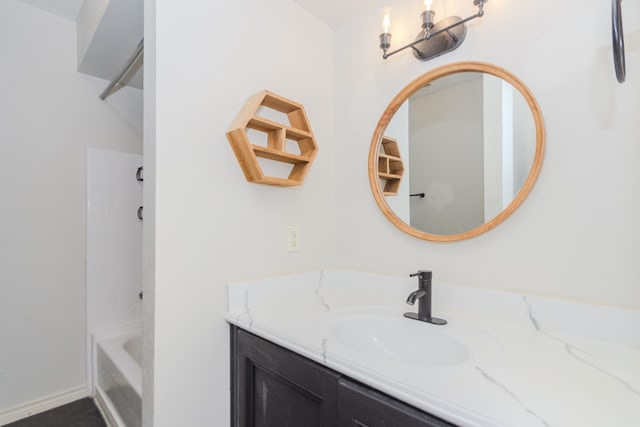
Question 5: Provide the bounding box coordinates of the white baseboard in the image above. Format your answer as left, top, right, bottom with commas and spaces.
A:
0, 386, 89, 425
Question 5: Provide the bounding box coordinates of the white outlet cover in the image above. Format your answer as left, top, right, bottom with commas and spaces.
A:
288, 226, 300, 252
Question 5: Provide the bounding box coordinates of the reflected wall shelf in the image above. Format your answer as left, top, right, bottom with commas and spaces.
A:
226, 90, 318, 186
378, 136, 404, 195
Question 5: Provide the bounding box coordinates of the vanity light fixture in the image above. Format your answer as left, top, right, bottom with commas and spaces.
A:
379, 0, 488, 61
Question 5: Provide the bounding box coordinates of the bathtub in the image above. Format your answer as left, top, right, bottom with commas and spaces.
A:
93, 326, 142, 427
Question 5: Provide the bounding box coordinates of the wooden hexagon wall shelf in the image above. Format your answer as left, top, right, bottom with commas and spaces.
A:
226, 90, 318, 186
378, 136, 404, 196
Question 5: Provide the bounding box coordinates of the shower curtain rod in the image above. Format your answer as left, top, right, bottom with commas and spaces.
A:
99, 39, 144, 100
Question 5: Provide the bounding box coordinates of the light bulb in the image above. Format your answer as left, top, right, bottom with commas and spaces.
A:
379, 7, 392, 52
425, 0, 433, 12
382, 10, 391, 34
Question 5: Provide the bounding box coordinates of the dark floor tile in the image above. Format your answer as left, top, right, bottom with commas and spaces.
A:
5, 398, 107, 427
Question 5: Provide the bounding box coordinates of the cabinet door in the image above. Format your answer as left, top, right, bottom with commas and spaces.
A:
337, 379, 456, 427
231, 326, 341, 427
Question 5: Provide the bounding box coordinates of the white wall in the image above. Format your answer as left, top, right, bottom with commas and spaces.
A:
0, 0, 142, 420
147, 0, 334, 425
333, 0, 640, 308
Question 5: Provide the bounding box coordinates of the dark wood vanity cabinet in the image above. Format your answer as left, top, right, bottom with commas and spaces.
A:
231, 326, 456, 427
231, 325, 341, 427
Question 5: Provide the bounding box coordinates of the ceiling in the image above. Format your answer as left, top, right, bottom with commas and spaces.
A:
18, 0, 84, 21
19, 0, 369, 28
16, 0, 368, 94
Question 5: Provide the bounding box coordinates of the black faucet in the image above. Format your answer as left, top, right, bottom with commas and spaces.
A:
404, 270, 447, 325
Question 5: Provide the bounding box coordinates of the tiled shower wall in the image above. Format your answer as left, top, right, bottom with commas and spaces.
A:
86, 148, 143, 380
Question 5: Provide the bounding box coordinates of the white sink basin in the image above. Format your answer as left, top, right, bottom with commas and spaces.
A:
331, 315, 470, 366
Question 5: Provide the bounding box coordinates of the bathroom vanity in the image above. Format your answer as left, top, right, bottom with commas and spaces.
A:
231, 326, 453, 426
226, 269, 640, 427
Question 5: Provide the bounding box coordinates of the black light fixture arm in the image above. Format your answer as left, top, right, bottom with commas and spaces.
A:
381, 0, 487, 61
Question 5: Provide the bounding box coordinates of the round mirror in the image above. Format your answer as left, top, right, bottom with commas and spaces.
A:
368, 62, 545, 242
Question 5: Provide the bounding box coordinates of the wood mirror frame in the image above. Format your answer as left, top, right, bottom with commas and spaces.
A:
368, 62, 546, 242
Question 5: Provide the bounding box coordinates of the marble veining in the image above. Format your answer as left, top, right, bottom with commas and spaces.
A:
226, 269, 640, 427
315, 269, 331, 313
523, 296, 541, 332
474, 366, 552, 427
523, 296, 640, 397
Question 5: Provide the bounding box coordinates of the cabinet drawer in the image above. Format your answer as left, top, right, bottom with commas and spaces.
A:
337, 378, 455, 427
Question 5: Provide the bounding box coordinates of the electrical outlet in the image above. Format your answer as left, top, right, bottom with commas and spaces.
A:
287, 226, 300, 252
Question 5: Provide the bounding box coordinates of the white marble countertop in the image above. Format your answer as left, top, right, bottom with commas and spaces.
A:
225, 269, 640, 427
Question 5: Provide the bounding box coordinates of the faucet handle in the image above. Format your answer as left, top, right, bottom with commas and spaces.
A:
409, 270, 432, 279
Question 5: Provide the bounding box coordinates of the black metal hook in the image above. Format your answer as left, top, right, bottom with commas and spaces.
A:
612, 0, 625, 83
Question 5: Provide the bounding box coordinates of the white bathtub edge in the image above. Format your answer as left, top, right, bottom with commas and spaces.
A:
94, 385, 127, 427
98, 333, 143, 397
92, 322, 143, 397
93, 322, 143, 427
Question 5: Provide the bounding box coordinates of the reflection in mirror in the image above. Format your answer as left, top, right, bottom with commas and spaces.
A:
369, 62, 545, 242
384, 72, 536, 235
